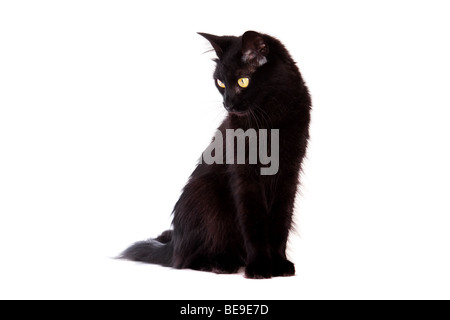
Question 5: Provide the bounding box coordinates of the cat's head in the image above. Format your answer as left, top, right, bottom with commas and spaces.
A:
199, 31, 295, 116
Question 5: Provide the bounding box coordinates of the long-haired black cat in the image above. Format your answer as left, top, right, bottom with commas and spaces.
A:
121, 31, 311, 279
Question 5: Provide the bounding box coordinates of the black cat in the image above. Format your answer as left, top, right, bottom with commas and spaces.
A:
121, 31, 311, 279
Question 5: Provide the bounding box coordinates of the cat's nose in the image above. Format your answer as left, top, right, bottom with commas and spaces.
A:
224, 92, 237, 112
224, 103, 234, 112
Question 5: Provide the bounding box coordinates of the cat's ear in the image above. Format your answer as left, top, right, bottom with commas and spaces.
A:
242, 31, 269, 67
198, 32, 230, 60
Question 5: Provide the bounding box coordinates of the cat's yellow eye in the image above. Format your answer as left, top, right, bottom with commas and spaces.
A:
217, 79, 226, 88
237, 77, 250, 88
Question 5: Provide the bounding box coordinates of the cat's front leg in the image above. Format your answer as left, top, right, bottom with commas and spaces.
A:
268, 172, 298, 277
268, 200, 296, 277
232, 173, 272, 279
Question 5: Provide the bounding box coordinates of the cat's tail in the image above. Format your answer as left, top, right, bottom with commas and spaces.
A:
119, 230, 174, 267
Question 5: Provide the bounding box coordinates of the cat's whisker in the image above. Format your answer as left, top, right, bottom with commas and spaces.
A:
201, 48, 216, 55
256, 105, 272, 129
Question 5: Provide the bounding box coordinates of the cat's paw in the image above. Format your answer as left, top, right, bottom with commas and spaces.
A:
245, 260, 272, 279
272, 259, 296, 277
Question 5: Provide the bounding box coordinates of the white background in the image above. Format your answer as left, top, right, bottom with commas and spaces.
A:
1, 0, 449, 300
